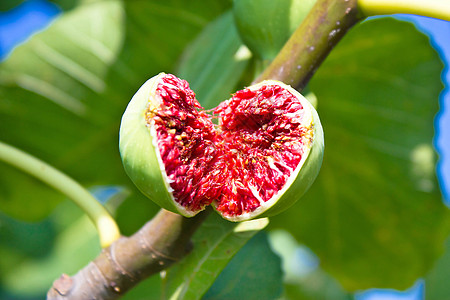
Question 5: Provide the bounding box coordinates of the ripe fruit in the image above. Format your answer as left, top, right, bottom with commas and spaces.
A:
119, 73, 323, 221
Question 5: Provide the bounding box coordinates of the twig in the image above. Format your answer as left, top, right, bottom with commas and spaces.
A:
358, 0, 450, 22
0, 141, 120, 248
47, 209, 210, 299
255, 0, 361, 90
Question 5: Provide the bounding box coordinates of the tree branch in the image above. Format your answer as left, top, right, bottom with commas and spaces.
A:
47, 209, 210, 299
255, 0, 361, 91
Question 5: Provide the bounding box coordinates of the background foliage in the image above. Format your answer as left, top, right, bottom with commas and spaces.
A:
0, 0, 449, 299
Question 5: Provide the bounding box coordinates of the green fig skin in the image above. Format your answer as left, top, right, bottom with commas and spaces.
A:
119, 73, 197, 217
119, 73, 324, 221
233, 0, 316, 61
261, 107, 323, 218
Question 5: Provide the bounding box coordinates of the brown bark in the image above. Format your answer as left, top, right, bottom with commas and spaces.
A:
47, 209, 209, 299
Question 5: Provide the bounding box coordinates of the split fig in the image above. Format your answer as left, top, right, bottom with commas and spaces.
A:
119, 73, 323, 221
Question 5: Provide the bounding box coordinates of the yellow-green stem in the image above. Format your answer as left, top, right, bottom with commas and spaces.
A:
358, 0, 450, 22
0, 141, 120, 248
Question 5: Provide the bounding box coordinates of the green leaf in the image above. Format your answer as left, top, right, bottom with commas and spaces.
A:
0, 163, 66, 221
0, 200, 100, 298
0, 0, 126, 220
177, 11, 250, 109
0, 211, 56, 259
0, 0, 78, 12
283, 273, 353, 300
425, 237, 450, 299
49, 0, 79, 11
119, 0, 232, 82
0, 1, 23, 11
269, 230, 352, 300
271, 17, 450, 291
203, 231, 283, 300
0, 0, 231, 221
115, 192, 160, 236
121, 276, 162, 300
164, 213, 268, 300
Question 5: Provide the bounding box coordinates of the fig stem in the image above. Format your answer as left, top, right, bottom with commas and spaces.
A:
0, 141, 121, 248
358, 0, 450, 22
255, 0, 362, 90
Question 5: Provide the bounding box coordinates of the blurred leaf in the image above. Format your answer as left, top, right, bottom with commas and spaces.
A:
121, 275, 162, 300
0, 200, 100, 298
271, 17, 450, 291
0, 0, 231, 221
49, 0, 79, 11
0, 0, 126, 220
269, 230, 352, 300
177, 11, 250, 109
425, 237, 450, 299
0, 1, 78, 12
0, 162, 66, 221
164, 213, 268, 300
283, 273, 353, 300
0, 185, 127, 298
115, 192, 160, 236
0, 211, 55, 258
0, 0, 24, 11
120, 0, 232, 82
203, 231, 283, 300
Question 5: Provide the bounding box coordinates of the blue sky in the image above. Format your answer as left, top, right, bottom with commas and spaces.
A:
0, 1, 449, 300
403, 15, 450, 207
413, 16, 450, 206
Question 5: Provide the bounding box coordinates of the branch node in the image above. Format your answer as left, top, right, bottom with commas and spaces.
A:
52, 274, 73, 296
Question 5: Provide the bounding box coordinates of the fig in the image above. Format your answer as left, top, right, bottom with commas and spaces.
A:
119, 73, 323, 221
